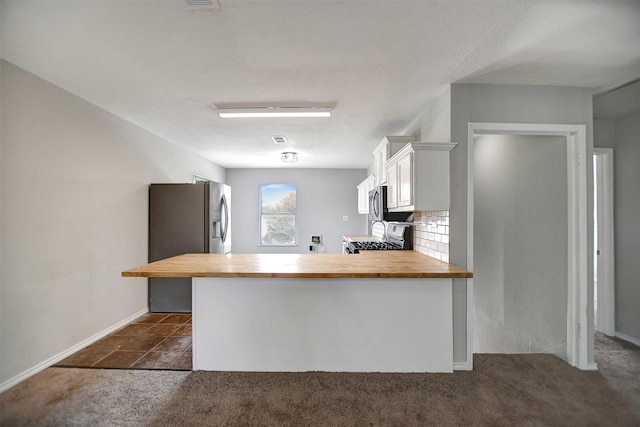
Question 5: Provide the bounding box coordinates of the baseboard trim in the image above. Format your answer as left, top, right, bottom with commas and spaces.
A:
615, 331, 640, 348
586, 362, 598, 371
453, 361, 472, 371
0, 308, 148, 393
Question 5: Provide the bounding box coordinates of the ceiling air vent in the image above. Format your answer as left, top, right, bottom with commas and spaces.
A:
185, 0, 221, 10
272, 136, 288, 144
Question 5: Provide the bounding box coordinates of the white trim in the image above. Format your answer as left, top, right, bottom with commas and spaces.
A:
192, 279, 199, 370
453, 361, 472, 371
615, 332, 640, 348
467, 122, 589, 370
0, 308, 148, 392
465, 123, 476, 371
593, 149, 615, 336
464, 278, 474, 370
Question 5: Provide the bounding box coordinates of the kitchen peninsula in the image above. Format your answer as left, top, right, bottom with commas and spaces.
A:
122, 252, 472, 373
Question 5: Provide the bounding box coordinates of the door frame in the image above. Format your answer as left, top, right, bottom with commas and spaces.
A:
467, 122, 591, 370
593, 148, 615, 336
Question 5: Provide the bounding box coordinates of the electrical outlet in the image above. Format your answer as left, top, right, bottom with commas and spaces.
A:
311, 235, 321, 244
343, 216, 349, 221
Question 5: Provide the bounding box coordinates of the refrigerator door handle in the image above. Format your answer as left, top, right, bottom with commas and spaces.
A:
221, 194, 229, 243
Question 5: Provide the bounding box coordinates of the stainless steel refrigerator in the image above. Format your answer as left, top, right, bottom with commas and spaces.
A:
148, 181, 231, 312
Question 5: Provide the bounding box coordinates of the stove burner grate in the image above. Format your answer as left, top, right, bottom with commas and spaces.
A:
347, 240, 404, 253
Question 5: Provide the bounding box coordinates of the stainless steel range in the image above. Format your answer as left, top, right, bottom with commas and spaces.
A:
346, 223, 411, 254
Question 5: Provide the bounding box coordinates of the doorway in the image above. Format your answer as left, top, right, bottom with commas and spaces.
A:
473, 134, 568, 360
593, 149, 615, 336
467, 123, 590, 370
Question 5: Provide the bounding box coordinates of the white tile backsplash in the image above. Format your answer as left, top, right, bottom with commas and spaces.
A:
412, 210, 450, 262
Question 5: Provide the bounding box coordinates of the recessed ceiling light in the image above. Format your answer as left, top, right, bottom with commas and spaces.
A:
215, 106, 332, 118
272, 136, 288, 144
281, 152, 298, 162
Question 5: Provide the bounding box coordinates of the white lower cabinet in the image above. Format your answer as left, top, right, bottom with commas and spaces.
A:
357, 174, 376, 214
385, 142, 456, 211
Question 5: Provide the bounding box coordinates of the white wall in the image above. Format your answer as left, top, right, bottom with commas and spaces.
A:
226, 169, 367, 254
594, 81, 640, 343
0, 60, 225, 387
473, 134, 568, 359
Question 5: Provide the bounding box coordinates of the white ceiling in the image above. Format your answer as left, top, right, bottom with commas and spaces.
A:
2, 0, 639, 169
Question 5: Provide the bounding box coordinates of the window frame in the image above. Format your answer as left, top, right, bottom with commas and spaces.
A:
258, 183, 297, 246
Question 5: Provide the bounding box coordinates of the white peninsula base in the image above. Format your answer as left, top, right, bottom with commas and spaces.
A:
192, 277, 453, 373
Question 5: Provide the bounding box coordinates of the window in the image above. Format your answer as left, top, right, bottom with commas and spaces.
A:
260, 184, 297, 245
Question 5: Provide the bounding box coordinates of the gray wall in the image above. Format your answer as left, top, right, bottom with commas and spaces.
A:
594, 81, 640, 343
611, 111, 640, 341
449, 83, 595, 365
473, 134, 568, 359
406, 86, 452, 142
226, 169, 368, 254
0, 60, 226, 386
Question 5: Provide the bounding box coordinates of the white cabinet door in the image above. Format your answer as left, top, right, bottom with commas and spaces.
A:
357, 174, 376, 214
357, 182, 368, 214
398, 153, 412, 207
386, 162, 398, 208
373, 145, 388, 186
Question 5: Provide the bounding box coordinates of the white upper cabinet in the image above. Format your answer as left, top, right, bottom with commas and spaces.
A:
386, 161, 398, 209
397, 153, 413, 208
385, 142, 457, 212
373, 136, 415, 186
356, 174, 376, 214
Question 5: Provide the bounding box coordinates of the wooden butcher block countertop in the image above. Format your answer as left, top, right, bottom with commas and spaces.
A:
122, 252, 472, 279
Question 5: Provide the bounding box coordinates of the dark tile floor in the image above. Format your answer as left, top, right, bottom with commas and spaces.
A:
54, 313, 192, 370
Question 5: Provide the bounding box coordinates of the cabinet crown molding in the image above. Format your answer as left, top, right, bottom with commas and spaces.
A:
374, 135, 416, 152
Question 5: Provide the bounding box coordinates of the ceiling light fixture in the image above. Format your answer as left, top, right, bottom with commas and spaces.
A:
216, 106, 332, 118
281, 152, 298, 162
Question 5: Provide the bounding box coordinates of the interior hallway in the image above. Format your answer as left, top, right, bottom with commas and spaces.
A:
594, 331, 640, 418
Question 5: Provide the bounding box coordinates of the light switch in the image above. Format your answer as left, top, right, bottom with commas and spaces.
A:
343, 216, 349, 221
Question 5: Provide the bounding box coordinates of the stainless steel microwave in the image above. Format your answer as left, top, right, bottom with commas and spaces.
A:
368, 186, 387, 221
368, 186, 411, 222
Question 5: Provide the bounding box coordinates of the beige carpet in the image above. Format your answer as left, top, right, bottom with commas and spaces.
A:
2, 353, 638, 426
